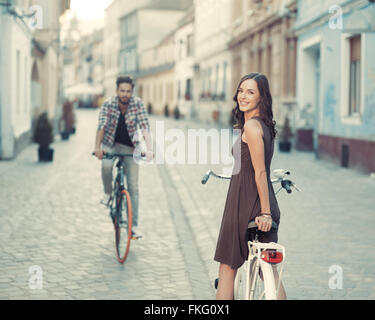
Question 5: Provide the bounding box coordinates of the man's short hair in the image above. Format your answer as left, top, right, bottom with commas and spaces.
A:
116, 76, 134, 89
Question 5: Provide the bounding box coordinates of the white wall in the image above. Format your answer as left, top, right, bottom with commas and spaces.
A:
0, 10, 32, 159
175, 20, 194, 117
193, 0, 232, 124
12, 21, 32, 138
138, 10, 185, 53
103, 0, 149, 97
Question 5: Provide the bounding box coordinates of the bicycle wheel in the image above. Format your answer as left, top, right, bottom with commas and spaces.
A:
114, 189, 133, 263
249, 258, 277, 300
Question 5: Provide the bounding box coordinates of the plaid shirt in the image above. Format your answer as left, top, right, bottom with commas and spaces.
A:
98, 95, 150, 148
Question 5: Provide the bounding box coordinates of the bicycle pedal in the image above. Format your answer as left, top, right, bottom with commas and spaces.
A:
131, 235, 142, 240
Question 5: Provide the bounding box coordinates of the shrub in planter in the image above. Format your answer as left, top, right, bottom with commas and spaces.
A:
33, 112, 54, 162
174, 106, 180, 120
279, 116, 293, 152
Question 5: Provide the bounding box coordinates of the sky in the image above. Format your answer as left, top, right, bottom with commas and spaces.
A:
69, 0, 114, 21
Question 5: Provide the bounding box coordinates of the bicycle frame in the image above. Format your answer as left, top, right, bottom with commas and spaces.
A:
109, 157, 129, 214
246, 241, 286, 300
115, 158, 126, 191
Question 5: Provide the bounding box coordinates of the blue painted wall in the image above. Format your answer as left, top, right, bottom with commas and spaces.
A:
296, 0, 375, 140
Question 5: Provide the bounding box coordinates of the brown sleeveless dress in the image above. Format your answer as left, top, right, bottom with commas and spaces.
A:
214, 116, 281, 270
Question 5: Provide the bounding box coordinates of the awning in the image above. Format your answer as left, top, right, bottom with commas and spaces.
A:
65, 83, 104, 96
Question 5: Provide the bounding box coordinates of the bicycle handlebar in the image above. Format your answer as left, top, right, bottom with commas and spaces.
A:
201, 170, 231, 184
201, 169, 299, 194
201, 171, 211, 184
281, 180, 292, 194
91, 151, 146, 160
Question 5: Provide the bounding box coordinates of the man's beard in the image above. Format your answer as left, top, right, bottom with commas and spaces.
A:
119, 97, 129, 104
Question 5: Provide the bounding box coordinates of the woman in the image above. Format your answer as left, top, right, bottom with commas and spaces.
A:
214, 73, 286, 300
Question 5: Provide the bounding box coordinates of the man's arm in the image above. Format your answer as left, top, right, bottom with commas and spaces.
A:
94, 100, 109, 159
137, 100, 153, 156
94, 129, 105, 159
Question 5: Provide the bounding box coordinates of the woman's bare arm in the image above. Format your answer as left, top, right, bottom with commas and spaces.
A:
243, 119, 271, 214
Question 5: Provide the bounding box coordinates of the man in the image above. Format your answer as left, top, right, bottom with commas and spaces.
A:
94, 76, 152, 239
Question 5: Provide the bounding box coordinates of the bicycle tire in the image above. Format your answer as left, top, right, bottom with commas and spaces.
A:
249, 258, 277, 300
234, 264, 249, 300
114, 189, 133, 264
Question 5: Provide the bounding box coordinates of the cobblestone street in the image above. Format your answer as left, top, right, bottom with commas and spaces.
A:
1, 108, 375, 300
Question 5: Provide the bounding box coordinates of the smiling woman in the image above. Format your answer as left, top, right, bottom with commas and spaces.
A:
70, 0, 113, 20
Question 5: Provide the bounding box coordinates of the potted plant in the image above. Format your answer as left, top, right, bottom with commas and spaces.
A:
278, 116, 293, 152
174, 105, 180, 120
33, 112, 54, 162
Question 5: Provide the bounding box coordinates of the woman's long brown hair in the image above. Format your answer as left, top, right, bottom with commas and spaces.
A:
232, 73, 277, 139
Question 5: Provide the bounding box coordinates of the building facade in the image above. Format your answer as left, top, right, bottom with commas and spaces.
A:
119, 5, 188, 83
103, 0, 149, 97
228, 0, 297, 128
295, 0, 375, 173
174, 8, 194, 118
0, 0, 70, 159
193, 0, 233, 126
136, 32, 176, 115
0, 0, 33, 159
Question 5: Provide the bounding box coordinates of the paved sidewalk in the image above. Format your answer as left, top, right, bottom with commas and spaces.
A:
159, 116, 375, 300
0, 109, 211, 300
1, 109, 374, 300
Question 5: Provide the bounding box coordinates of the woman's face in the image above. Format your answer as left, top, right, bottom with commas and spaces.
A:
237, 79, 260, 112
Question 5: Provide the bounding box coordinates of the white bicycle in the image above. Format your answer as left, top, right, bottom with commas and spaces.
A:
201, 168, 300, 300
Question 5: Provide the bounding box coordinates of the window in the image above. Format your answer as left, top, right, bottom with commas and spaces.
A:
185, 78, 192, 100
222, 61, 227, 98
187, 34, 193, 57
214, 64, 219, 96
258, 48, 263, 73
233, 0, 243, 20
126, 14, 136, 38
207, 67, 212, 94
24, 56, 28, 113
248, 50, 254, 73
266, 45, 272, 83
16, 50, 20, 114
201, 69, 206, 95
349, 35, 361, 115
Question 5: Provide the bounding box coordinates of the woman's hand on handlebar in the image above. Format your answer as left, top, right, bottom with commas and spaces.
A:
255, 215, 272, 232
